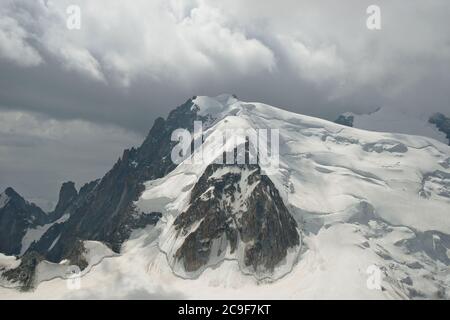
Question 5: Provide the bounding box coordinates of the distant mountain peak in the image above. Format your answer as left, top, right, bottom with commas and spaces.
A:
53, 181, 78, 216
0, 187, 48, 256
1, 96, 449, 298
429, 112, 450, 145
4, 187, 21, 199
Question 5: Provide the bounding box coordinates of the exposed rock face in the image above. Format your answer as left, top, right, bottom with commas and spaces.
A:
399, 231, 450, 265
1, 96, 301, 281
0, 188, 48, 256
2, 251, 44, 291
26, 99, 201, 264
419, 170, 450, 199
173, 162, 300, 276
65, 240, 89, 271
429, 113, 450, 145
52, 181, 78, 219
335, 114, 354, 127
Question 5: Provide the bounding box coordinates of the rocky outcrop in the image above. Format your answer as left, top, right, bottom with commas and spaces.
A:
52, 181, 78, 219
429, 113, 450, 145
65, 240, 89, 271
2, 251, 44, 291
173, 162, 300, 276
1, 96, 300, 284
0, 188, 48, 256
398, 230, 450, 265
26, 98, 201, 264
334, 114, 354, 127
419, 170, 450, 199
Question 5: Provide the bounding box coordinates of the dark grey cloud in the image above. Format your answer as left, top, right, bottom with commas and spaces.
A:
0, 0, 449, 204
2, 0, 450, 127
0, 110, 140, 209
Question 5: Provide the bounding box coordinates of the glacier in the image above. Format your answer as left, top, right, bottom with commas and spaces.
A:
1, 94, 449, 299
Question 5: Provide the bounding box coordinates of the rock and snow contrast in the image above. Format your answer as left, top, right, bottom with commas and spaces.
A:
334, 107, 450, 146
1, 94, 449, 299
429, 113, 450, 145
0, 188, 49, 256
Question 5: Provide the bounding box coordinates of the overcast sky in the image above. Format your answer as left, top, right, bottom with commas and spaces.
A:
1, 0, 449, 208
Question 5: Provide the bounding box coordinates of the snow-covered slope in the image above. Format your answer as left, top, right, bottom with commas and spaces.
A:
1, 95, 449, 299
20, 213, 70, 256
336, 107, 449, 145
0, 187, 50, 256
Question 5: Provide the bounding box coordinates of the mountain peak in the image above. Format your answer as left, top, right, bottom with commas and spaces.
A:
4, 187, 22, 200
2, 96, 450, 298
0, 187, 48, 256
53, 181, 78, 216
1, 187, 24, 209
192, 94, 239, 116
163, 161, 300, 279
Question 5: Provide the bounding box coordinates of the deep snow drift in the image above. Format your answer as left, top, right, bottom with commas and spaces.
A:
1, 95, 449, 299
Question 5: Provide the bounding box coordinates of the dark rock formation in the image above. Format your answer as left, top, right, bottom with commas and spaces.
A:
173, 162, 300, 274
335, 114, 354, 127
429, 113, 450, 145
26, 98, 201, 264
419, 170, 450, 199
0, 188, 48, 256
1, 97, 300, 284
52, 181, 78, 219
398, 230, 450, 265
65, 240, 89, 271
2, 251, 44, 291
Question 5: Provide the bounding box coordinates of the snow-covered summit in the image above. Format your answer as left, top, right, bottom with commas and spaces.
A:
1, 95, 449, 299
134, 95, 450, 298
192, 94, 238, 116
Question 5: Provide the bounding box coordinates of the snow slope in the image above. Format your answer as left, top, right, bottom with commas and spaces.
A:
1, 95, 449, 299
340, 107, 448, 144
20, 214, 70, 255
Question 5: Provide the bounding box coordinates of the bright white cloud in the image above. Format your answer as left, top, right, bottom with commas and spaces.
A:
1, 0, 450, 206
2, 0, 449, 103
0, 0, 276, 85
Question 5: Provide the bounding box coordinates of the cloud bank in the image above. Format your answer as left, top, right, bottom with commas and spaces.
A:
0, 0, 449, 202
